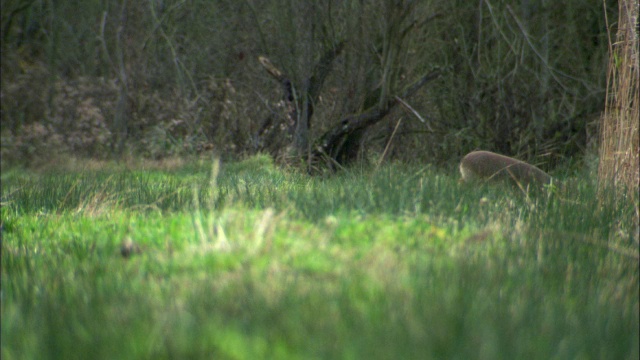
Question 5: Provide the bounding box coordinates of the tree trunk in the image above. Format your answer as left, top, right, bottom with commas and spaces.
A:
311, 70, 440, 172
257, 41, 344, 158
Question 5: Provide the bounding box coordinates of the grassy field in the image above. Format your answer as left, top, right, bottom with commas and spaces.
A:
2, 155, 638, 359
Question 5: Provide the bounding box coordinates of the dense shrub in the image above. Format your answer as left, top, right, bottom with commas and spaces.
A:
0, 0, 615, 170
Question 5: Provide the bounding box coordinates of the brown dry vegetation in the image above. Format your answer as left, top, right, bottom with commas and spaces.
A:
598, 0, 639, 209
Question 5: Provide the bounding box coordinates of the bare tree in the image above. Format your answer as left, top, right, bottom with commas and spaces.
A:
256, 0, 441, 172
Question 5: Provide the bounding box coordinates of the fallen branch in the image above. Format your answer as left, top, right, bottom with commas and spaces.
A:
312, 69, 441, 169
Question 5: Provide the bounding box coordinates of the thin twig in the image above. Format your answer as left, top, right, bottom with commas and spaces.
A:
377, 117, 403, 171
394, 95, 433, 131
99, 11, 115, 74
505, 4, 574, 91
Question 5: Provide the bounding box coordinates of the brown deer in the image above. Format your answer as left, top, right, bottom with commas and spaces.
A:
460, 151, 552, 187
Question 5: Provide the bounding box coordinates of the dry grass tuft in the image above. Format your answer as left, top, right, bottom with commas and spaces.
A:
598, 0, 639, 214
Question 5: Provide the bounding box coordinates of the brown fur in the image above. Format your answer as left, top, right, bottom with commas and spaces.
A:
460, 151, 551, 186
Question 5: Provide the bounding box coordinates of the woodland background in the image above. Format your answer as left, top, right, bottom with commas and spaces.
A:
0, 0, 617, 171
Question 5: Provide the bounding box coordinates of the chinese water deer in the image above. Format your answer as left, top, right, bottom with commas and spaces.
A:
459, 151, 552, 188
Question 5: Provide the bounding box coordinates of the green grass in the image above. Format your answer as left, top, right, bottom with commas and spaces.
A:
2, 156, 638, 359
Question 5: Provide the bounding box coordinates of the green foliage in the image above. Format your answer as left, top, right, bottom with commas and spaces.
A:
2, 157, 638, 358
